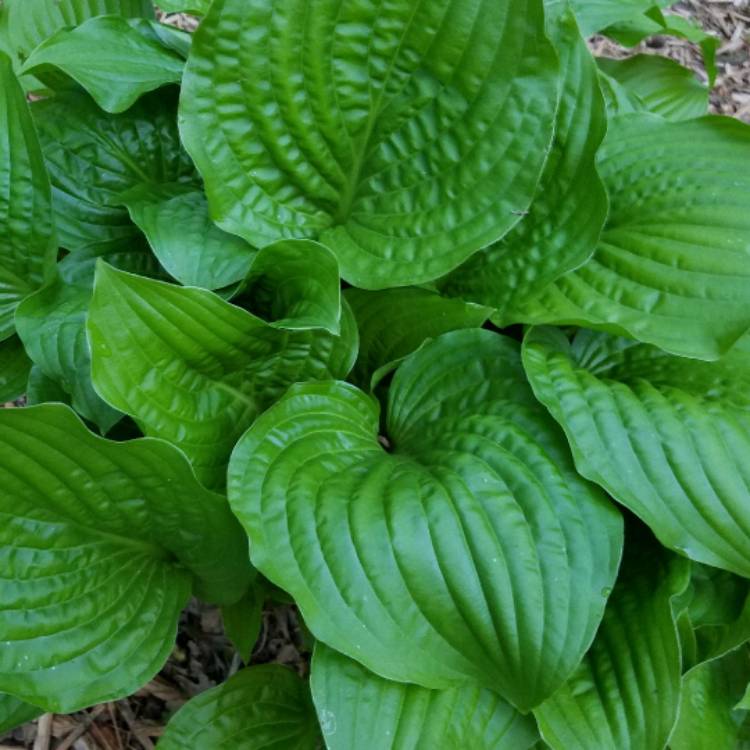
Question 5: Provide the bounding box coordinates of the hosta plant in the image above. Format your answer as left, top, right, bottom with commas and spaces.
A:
1, 0, 749, 747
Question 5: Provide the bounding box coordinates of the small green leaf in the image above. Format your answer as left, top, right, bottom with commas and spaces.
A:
515, 114, 750, 360
158, 666, 321, 750
564, 0, 659, 36
229, 330, 623, 710
598, 56, 708, 121
535, 531, 689, 750
671, 646, 750, 750
32, 89, 195, 250
344, 286, 490, 389
0, 403, 252, 713
311, 644, 540, 750
179, 0, 560, 288
16, 276, 122, 432
0, 52, 56, 341
157, 0, 210, 13
221, 583, 264, 663
21, 15, 184, 114
0, 336, 31, 403
0, 694, 42, 735
87, 262, 357, 487
440, 10, 608, 321
120, 184, 257, 290
523, 327, 750, 576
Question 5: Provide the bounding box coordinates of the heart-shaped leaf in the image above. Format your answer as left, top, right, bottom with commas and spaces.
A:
179, 0, 560, 288
0, 404, 252, 713
523, 326, 750, 577
535, 530, 689, 750
88, 261, 357, 487
0, 52, 56, 341
31, 88, 195, 250
228, 329, 623, 710
311, 644, 540, 750
513, 114, 750, 360
158, 666, 321, 750
0, 336, 31, 403
439, 10, 607, 321
21, 15, 184, 113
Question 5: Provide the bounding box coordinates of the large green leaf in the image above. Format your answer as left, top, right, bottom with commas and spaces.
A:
87, 262, 357, 487
0, 403, 251, 713
158, 666, 321, 750
0, 336, 31, 403
597, 56, 708, 121
671, 646, 750, 750
21, 15, 184, 114
15, 276, 122, 432
523, 327, 750, 577
563, 0, 669, 36
0, 52, 56, 341
439, 10, 607, 320
228, 330, 623, 711
32, 89, 195, 250
179, 0, 560, 289
514, 114, 750, 360
535, 532, 689, 750
120, 183, 256, 289
0, 694, 42, 735
311, 644, 540, 750
344, 287, 490, 389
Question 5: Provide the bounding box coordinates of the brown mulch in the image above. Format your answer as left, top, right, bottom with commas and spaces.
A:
2, 3, 749, 748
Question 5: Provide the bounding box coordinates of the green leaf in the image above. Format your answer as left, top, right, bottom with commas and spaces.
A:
119, 184, 256, 290
26, 364, 70, 406
523, 326, 750, 577
344, 287, 490, 389
21, 15, 184, 114
0, 52, 56, 341
534, 531, 689, 750
221, 583, 264, 663
0, 403, 251, 713
157, 0, 210, 13
0, 694, 42, 735
32, 89, 195, 251
596, 70, 645, 118
133, 19, 191, 59
514, 114, 750, 360
228, 329, 623, 711
439, 10, 608, 321
564, 0, 659, 36
671, 646, 750, 750
15, 276, 122, 433
0, 336, 31, 403
311, 644, 540, 750
598, 56, 708, 121
0, 0, 154, 71
179, 0, 560, 289
87, 262, 357, 488
158, 665, 321, 750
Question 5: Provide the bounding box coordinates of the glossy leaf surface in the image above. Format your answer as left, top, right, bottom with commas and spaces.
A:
515, 114, 750, 360
88, 262, 357, 487
0, 404, 251, 713
523, 327, 750, 576
0, 336, 31, 403
158, 666, 321, 750
229, 330, 623, 710
21, 15, 184, 113
180, 0, 560, 288
312, 645, 539, 750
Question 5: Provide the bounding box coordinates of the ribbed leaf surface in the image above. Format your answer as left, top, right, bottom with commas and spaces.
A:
0, 53, 56, 341
535, 534, 689, 750
21, 16, 184, 113
523, 327, 750, 577
0, 336, 31, 403
311, 645, 539, 750
88, 263, 357, 487
229, 330, 623, 710
32, 89, 195, 250
0, 404, 251, 712
179, 0, 559, 288
514, 115, 750, 360
440, 10, 607, 320
158, 666, 320, 750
